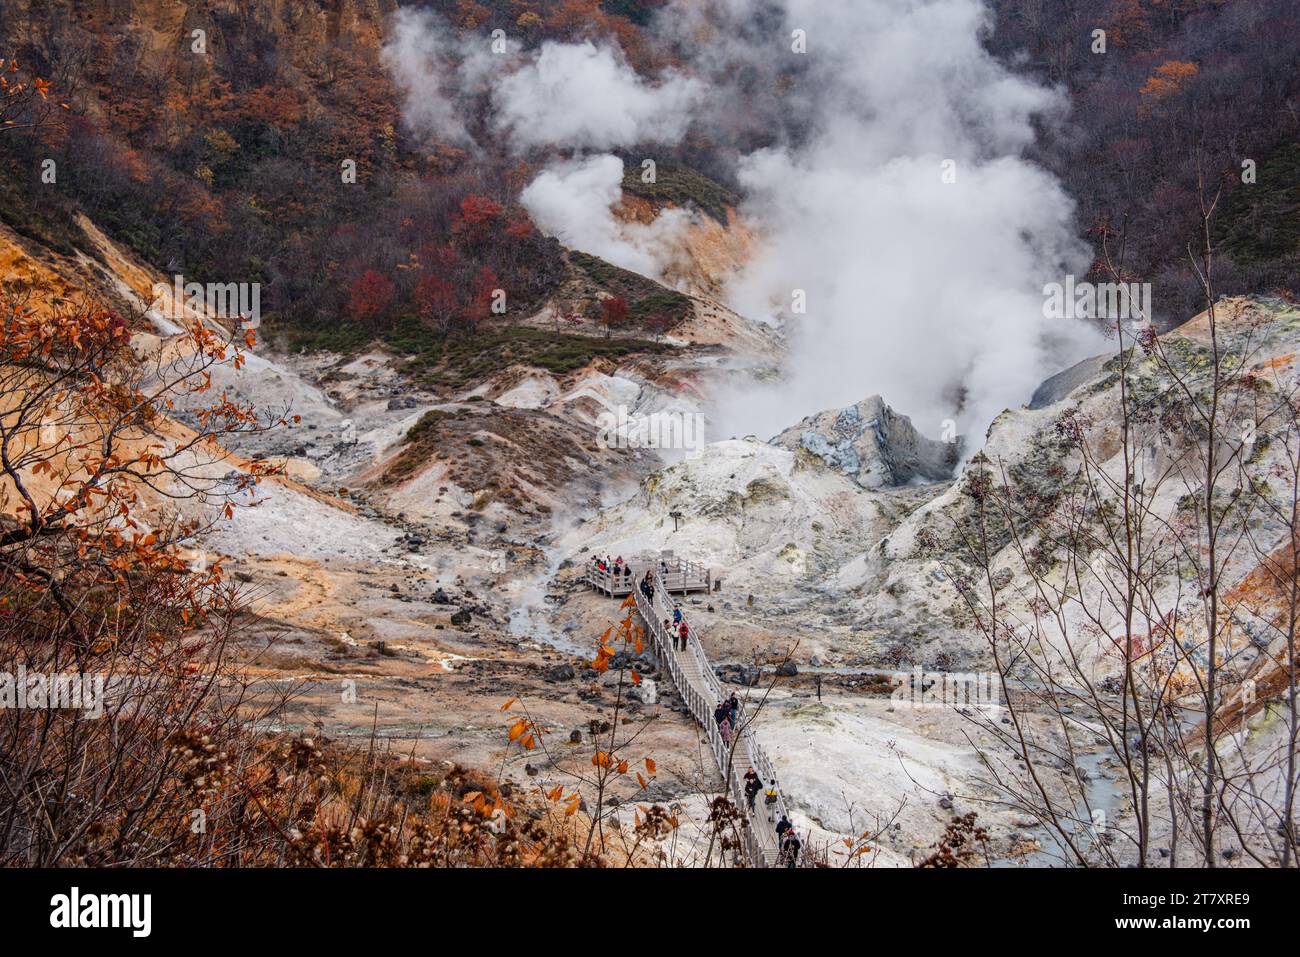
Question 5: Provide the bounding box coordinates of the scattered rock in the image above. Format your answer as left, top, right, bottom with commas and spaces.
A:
547, 663, 577, 682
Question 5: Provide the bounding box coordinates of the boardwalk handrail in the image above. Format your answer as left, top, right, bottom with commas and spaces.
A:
586, 557, 710, 597
594, 557, 791, 867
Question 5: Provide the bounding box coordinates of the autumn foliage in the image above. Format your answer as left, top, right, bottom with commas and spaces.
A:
496, 597, 672, 864
599, 296, 629, 338
0, 290, 593, 867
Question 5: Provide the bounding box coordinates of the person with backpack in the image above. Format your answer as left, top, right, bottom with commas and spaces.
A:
743, 767, 762, 811
780, 828, 801, 868
775, 815, 792, 840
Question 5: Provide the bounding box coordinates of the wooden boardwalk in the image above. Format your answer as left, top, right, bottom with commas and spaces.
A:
586, 555, 711, 597
586, 556, 791, 867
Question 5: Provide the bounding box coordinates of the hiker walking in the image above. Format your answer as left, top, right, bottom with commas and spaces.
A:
743, 767, 762, 811
676, 619, 689, 651
775, 815, 792, 840
779, 828, 801, 869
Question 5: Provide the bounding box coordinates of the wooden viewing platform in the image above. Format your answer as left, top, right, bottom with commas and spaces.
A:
584, 553, 711, 597
588, 553, 791, 867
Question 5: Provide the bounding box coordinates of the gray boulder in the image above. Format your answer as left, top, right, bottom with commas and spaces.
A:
771, 396, 958, 489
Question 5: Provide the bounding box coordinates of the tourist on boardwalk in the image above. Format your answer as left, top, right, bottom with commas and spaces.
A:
775, 815, 792, 840
779, 828, 801, 869
719, 714, 732, 745
764, 785, 779, 818
676, 619, 688, 651
672, 606, 682, 627
728, 692, 740, 725
743, 767, 762, 810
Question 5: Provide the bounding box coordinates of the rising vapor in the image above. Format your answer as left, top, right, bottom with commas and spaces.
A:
382, 0, 1106, 445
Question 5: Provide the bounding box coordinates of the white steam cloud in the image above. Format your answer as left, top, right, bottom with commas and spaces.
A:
520, 155, 696, 279
380, 8, 476, 146
491, 41, 701, 151
679, 0, 1106, 439
382, 11, 700, 282
382, 0, 1107, 445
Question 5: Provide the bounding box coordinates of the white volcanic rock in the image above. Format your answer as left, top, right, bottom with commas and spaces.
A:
772, 395, 959, 489
495, 374, 562, 410
564, 437, 891, 593
848, 295, 1300, 677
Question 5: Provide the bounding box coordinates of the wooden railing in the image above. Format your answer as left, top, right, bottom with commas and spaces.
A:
586, 557, 709, 597
627, 567, 791, 868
